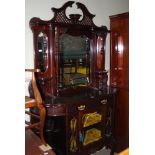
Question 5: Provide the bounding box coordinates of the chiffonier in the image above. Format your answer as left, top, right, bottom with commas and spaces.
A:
29, 1, 117, 155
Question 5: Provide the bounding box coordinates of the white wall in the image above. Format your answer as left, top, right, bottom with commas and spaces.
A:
25, 0, 129, 83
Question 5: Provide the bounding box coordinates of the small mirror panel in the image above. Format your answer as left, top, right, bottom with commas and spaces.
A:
37, 32, 48, 72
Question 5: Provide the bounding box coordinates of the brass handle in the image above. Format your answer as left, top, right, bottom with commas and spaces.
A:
78, 105, 86, 111
101, 99, 107, 104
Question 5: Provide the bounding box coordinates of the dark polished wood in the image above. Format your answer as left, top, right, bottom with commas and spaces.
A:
109, 12, 129, 152
25, 130, 56, 155
29, 1, 109, 98
28, 1, 116, 155
30, 87, 117, 155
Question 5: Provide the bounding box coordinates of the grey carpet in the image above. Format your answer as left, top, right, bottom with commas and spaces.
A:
93, 148, 117, 155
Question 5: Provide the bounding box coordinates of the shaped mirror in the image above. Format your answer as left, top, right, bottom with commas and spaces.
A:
37, 32, 48, 72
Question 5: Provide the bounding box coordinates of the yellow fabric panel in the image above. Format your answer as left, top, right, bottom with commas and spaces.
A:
83, 128, 101, 146
82, 112, 102, 127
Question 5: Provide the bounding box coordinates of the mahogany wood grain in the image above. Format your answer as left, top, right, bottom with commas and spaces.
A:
110, 12, 129, 152
28, 2, 115, 155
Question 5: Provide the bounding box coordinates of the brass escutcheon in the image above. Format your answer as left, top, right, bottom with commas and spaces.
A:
101, 99, 107, 104
78, 105, 86, 111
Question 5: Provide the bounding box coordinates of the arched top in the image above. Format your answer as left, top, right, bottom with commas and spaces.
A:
51, 1, 96, 26
52, 1, 74, 13
30, 1, 109, 32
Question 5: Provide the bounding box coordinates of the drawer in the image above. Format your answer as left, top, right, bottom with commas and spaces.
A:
46, 104, 66, 116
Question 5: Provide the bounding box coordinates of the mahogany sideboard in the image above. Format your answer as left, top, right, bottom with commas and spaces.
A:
31, 87, 117, 155
28, 1, 117, 155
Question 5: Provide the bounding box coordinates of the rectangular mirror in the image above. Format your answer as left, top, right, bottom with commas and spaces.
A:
58, 34, 91, 88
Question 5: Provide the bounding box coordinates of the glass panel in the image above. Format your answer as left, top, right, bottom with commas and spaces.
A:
59, 34, 90, 88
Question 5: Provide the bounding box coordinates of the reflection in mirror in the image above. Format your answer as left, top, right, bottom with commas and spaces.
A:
59, 34, 90, 88
37, 32, 48, 72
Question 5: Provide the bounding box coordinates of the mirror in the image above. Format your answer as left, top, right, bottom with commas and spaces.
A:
59, 33, 90, 88
37, 32, 48, 72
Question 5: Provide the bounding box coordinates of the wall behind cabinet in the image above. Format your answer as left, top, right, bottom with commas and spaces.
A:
25, 0, 129, 84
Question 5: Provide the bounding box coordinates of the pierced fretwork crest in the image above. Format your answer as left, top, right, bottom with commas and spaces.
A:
51, 1, 96, 26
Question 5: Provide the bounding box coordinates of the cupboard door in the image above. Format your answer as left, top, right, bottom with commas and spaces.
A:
110, 12, 129, 152
110, 13, 129, 88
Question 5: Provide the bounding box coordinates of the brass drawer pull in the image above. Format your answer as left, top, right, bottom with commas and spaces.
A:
78, 105, 86, 111
101, 99, 107, 104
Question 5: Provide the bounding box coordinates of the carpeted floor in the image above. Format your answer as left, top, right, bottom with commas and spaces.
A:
93, 148, 117, 155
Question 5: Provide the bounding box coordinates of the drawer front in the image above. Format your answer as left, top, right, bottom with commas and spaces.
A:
46, 104, 66, 116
